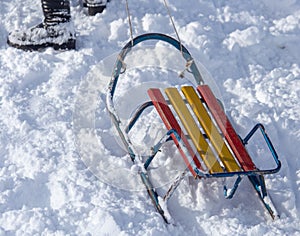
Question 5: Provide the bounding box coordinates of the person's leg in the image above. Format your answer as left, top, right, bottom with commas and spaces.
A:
7, 0, 76, 51
83, 0, 108, 16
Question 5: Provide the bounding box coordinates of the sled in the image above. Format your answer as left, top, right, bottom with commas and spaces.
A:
106, 33, 281, 223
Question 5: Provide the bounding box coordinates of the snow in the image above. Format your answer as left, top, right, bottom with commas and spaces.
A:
0, 0, 300, 235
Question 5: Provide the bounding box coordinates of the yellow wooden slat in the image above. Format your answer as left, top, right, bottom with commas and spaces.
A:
181, 86, 241, 172
165, 87, 223, 173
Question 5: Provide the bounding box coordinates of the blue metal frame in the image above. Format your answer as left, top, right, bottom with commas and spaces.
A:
106, 33, 281, 222
107, 33, 204, 163
122, 100, 281, 204
108, 33, 204, 99
106, 33, 204, 223
165, 125, 281, 179
125, 101, 153, 134
124, 100, 281, 179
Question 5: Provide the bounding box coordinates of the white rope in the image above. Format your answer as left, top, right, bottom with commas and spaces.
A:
163, 0, 194, 78
125, 0, 134, 46
124, 0, 193, 78
163, 0, 183, 56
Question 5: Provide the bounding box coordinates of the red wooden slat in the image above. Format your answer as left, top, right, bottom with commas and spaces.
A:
197, 85, 256, 171
148, 88, 202, 177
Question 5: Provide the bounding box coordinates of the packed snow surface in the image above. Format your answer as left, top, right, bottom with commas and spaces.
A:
0, 0, 300, 235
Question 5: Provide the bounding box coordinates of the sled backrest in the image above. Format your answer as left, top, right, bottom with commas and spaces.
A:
148, 85, 257, 177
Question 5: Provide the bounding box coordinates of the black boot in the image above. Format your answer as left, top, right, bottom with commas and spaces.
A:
7, 0, 76, 51
83, 0, 108, 16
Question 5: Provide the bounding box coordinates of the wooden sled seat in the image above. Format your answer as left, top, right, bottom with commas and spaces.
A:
148, 85, 260, 177
147, 85, 281, 220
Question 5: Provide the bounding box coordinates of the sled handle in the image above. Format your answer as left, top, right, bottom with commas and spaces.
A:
106, 33, 204, 162
107, 33, 204, 99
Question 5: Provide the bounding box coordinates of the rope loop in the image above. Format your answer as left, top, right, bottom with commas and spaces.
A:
179, 59, 194, 78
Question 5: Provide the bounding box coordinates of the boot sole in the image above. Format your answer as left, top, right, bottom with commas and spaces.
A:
7, 38, 76, 51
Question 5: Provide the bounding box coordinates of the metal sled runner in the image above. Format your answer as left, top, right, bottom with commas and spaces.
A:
106, 33, 281, 223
